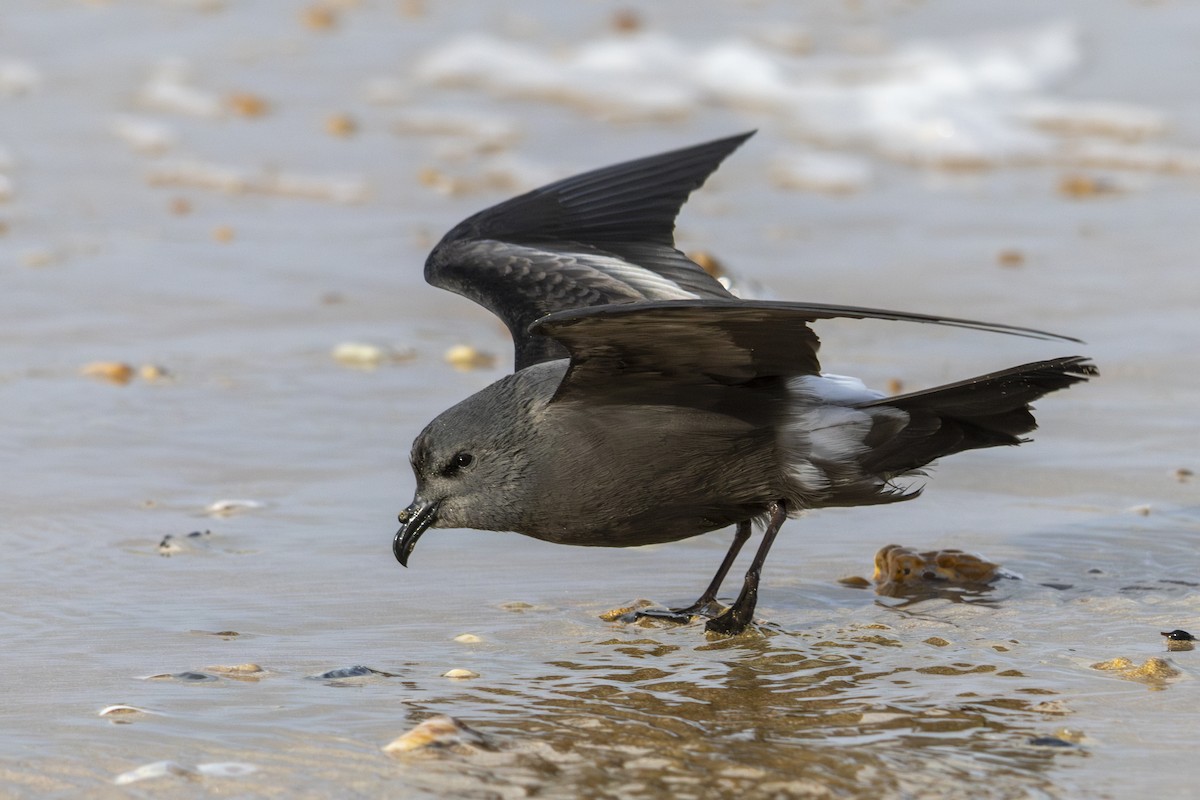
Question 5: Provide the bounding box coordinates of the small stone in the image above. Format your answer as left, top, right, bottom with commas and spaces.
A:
114, 761, 197, 785
205, 499, 263, 516
226, 93, 269, 117
885, 378, 904, 395
205, 663, 265, 676
333, 342, 385, 366
1161, 629, 1195, 651
996, 249, 1026, 268
453, 633, 482, 643
441, 668, 479, 679
142, 671, 218, 682
610, 9, 642, 33
139, 364, 170, 381
1091, 656, 1181, 685
1053, 727, 1087, 744
500, 601, 534, 612
99, 704, 158, 719
300, 5, 338, 30
20, 248, 57, 268
923, 637, 951, 647
212, 224, 235, 243
397, 0, 425, 18
1128, 504, 1152, 516
837, 575, 871, 588
1028, 736, 1075, 748
444, 344, 496, 371
332, 342, 416, 367
325, 113, 357, 137
1058, 173, 1121, 199
1030, 700, 1072, 715
1174, 467, 1193, 483
309, 665, 399, 681
82, 361, 135, 385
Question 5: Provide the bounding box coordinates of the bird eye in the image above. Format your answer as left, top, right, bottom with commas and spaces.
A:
442, 451, 474, 476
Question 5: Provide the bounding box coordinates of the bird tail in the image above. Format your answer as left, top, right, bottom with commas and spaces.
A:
855, 356, 1098, 476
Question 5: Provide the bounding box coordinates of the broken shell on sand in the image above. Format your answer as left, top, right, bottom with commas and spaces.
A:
872, 544, 1009, 595
383, 714, 491, 755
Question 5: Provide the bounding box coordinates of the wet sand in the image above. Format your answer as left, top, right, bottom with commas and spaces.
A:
1, 1, 1198, 797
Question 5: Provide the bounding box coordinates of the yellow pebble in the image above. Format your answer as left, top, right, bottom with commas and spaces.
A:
226, 92, 269, 118
325, 113, 357, 137
441, 668, 479, 679
444, 344, 496, 371
82, 362, 135, 385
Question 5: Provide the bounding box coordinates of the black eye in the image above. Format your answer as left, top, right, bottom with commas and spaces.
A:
442, 451, 473, 476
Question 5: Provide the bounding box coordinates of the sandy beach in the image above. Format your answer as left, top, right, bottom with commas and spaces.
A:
1, 1, 1197, 796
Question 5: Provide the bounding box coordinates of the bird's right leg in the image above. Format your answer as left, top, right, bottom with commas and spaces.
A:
634, 520, 752, 624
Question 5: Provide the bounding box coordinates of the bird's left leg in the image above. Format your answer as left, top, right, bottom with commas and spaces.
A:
633, 520, 752, 624
706, 500, 788, 636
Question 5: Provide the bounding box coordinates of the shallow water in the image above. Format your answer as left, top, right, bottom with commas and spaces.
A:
2, 1, 1198, 797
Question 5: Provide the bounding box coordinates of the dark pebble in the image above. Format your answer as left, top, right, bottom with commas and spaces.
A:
1028, 737, 1076, 748
309, 665, 399, 681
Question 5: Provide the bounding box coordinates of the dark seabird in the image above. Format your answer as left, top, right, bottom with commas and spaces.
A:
393, 131, 1096, 635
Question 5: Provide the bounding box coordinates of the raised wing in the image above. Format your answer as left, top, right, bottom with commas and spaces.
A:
530, 299, 1085, 404
425, 133, 753, 370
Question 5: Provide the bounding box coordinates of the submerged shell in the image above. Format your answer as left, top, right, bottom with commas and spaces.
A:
205, 499, 264, 516
1091, 656, 1181, 687
114, 761, 197, 785
114, 760, 258, 785
98, 704, 162, 721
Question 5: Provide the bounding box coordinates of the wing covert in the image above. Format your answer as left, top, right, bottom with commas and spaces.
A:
530, 299, 1085, 404
424, 133, 755, 370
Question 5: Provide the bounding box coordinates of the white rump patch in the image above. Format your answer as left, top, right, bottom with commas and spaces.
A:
787, 373, 885, 404
780, 373, 908, 500
787, 458, 830, 493
790, 406, 876, 461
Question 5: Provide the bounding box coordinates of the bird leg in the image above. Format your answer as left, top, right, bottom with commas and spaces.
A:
673, 519, 753, 617
633, 520, 752, 624
706, 500, 788, 636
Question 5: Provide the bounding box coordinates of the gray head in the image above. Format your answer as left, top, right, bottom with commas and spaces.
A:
393, 362, 563, 566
